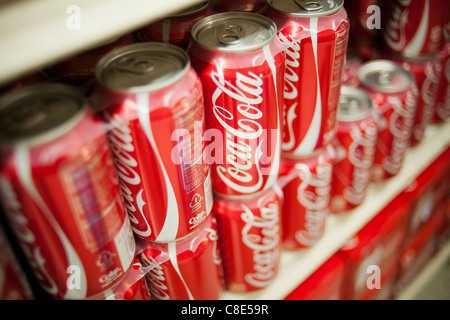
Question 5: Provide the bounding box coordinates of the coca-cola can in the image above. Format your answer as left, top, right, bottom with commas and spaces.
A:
385, 53, 440, 145
266, 0, 350, 158
188, 12, 285, 198
330, 86, 378, 213
212, 0, 268, 13
0, 84, 136, 299
279, 146, 334, 250
432, 43, 450, 123
136, 1, 213, 50
138, 215, 224, 300
382, 0, 450, 58
47, 34, 136, 88
213, 185, 283, 292
94, 43, 213, 242
357, 60, 418, 181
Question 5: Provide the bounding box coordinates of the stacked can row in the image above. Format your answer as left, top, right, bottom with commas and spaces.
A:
285, 147, 450, 300
0, 0, 449, 300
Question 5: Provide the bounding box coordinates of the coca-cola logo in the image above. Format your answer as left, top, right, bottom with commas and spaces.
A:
104, 110, 152, 238
140, 254, 170, 300
383, 93, 416, 175
205, 222, 222, 266
384, 0, 411, 51
278, 32, 300, 151
295, 161, 332, 246
241, 201, 280, 288
344, 122, 377, 205
210, 64, 270, 194
0, 175, 59, 296
278, 32, 300, 101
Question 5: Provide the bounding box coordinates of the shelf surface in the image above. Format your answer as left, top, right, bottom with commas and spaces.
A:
0, 0, 203, 86
221, 120, 450, 300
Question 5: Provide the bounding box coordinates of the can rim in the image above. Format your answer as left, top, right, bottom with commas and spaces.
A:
169, 0, 210, 18
0, 83, 86, 147
337, 85, 373, 122
191, 12, 277, 53
267, 0, 344, 17
357, 59, 414, 93
95, 42, 191, 93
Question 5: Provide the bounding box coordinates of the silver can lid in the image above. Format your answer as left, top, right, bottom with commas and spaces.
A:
191, 12, 277, 52
357, 59, 414, 93
170, 0, 210, 18
338, 85, 373, 122
267, 0, 344, 17
0, 83, 85, 146
95, 42, 190, 93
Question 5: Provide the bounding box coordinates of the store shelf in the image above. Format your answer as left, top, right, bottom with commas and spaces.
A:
221, 120, 450, 300
0, 0, 202, 86
396, 239, 450, 300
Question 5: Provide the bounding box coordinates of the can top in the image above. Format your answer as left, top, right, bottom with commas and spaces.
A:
0, 83, 85, 146
169, 0, 210, 18
191, 12, 277, 52
95, 43, 190, 93
267, 0, 344, 17
357, 59, 414, 93
338, 85, 373, 122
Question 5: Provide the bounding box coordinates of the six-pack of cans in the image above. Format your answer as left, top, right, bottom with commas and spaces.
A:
0, 0, 448, 300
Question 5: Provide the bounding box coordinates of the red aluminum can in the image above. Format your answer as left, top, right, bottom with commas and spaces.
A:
136, 1, 213, 50
382, 0, 450, 58
266, 0, 350, 158
213, 185, 283, 292
357, 60, 418, 181
138, 215, 224, 300
91, 257, 151, 300
330, 86, 378, 213
432, 43, 450, 123
279, 146, 334, 250
188, 12, 285, 198
385, 53, 440, 145
47, 34, 136, 88
94, 43, 213, 242
0, 84, 136, 299
212, 0, 268, 13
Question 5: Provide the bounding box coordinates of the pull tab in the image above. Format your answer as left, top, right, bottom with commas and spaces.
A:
3, 97, 55, 131
340, 96, 360, 115
378, 70, 394, 87
294, 0, 324, 11
218, 23, 245, 45
114, 56, 156, 74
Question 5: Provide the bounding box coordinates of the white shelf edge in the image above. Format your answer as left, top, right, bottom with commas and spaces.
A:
0, 0, 203, 86
221, 120, 450, 300
395, 239, 450, 300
